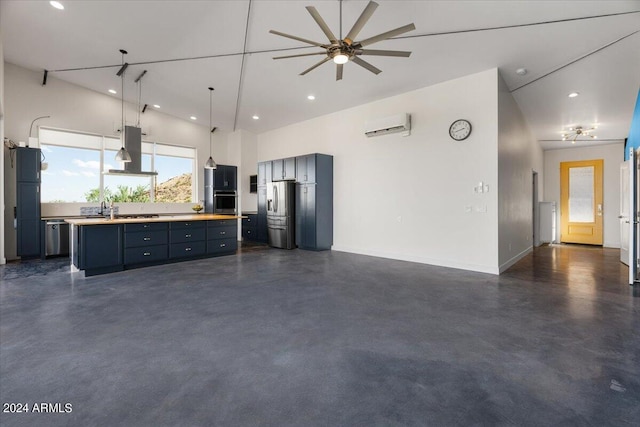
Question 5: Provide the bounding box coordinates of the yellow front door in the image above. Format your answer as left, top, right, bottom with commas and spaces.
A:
560, 159, 604, 245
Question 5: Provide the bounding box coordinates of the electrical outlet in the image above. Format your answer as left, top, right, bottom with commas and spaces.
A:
465, 205, 473, 213
396, 216, 402, 223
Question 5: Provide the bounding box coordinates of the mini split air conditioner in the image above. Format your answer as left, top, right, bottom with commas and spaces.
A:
364, 113, 411, 137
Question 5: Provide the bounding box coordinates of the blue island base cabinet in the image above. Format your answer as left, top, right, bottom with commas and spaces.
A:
72, 218, 240, 276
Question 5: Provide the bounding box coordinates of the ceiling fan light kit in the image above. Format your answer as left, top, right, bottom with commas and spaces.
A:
270, 0, 415, 80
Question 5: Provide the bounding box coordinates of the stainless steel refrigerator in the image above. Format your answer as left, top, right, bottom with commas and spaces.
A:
267, 181, 296, 249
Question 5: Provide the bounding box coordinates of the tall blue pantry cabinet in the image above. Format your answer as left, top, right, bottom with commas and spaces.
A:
16, 147, 42, 258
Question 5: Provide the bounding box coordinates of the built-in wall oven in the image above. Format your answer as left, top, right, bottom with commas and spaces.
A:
214, 191, 237, 214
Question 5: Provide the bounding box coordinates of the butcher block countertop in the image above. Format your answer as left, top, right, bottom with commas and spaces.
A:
64, 214, 243, 226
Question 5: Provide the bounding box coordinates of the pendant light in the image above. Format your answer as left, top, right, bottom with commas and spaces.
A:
204, 87, 217, 169
115, 49, 131, 163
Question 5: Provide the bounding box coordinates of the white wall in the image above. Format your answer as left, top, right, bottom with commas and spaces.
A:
543, 143, 624, 248
0, 35, 5, 264
258, 69, 501, 274
3, 62, 233, 260
497, 73, 544, 272
238, 129, 257, 213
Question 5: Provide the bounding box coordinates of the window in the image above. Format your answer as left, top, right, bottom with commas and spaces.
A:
39, 129, 102, 203
39, 128, 196, 203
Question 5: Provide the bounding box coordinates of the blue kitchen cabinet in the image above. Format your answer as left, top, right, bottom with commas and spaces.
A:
295, 153, 333, 250
241, 214, 257, 241
213, 165, 237, 191
169, 222, 206, 258
256, 186, 268, 242
257, 161, 272, 186
16, 148, 41, 258
78, 224, 123, 276
272, 157, 295, 181
206, 220, 238, 254
124, 223, 168, 265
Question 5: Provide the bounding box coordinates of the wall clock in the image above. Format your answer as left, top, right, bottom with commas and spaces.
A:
449, 119, 472, 141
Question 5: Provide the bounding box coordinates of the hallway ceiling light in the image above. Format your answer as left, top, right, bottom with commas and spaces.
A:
190, 116, 197, 120
49, 1, 64, 10
153, 104, 160, 109
568, 92, 579, 98
252, 115, 260, 120
307, 95, 316, 100
562, 126, 597, 144
108, 89, 117, 94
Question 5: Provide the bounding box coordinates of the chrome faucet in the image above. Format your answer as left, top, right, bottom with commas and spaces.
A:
99, 201, 107, 216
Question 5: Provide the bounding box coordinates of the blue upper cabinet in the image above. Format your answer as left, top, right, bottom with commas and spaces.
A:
272, 157, 295, 181
17, 147, 41, 182
213, 165, 237, 191
295, 154, 317, 184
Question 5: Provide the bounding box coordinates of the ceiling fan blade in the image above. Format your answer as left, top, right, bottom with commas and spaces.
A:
306, 6, 338, 43
336, 63, 344, 81
358, 49, 411, 57
351, 56, 382, 75
300, 57, 332, 76
344, 1, 379, 44
269, 30, 326, 47
356, 23, 416, 47
273, 52, 328, 60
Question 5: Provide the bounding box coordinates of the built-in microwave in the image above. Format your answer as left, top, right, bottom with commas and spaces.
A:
214, 191, 237, 214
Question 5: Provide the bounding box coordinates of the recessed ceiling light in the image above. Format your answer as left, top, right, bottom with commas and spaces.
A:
108, 89, 117, 94
252, 115, 260, 120
568, 92, 579, 98
49, 1, 64, 10
153, 104, 160, 109
190, 116, 197, 120
516, 68, 527, 76
307, 95, 316, 100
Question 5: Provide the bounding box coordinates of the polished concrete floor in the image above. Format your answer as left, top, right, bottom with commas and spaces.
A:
0, 244, 638, 426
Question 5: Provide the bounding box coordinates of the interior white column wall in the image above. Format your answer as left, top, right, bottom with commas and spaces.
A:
543, 143, 624, 248
497, 73, 544, 272
3, 62, 231, 260
0, 35, 5, 264
238, 129, 257, 212
258, 69, 501, 274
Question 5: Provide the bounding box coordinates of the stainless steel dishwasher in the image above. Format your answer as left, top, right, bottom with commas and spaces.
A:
45, 220, 70, 257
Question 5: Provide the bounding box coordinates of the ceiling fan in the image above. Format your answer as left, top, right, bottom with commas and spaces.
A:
562, 126, 597, 143
269, 1, 416, 81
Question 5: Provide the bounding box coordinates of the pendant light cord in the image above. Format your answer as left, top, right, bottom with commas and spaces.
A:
121, 51, 125, 145
209, 87, 214, 158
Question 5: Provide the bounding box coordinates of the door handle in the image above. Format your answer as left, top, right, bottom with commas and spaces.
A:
597, 204, 602, 216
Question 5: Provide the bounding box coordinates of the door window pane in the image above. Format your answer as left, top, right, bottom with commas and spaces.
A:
569, 166, 594, 223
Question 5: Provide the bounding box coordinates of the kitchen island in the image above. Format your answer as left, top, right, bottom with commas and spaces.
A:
66, 214, 242, 276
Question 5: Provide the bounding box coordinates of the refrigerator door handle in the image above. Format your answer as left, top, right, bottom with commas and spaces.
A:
274, 185, 278, 213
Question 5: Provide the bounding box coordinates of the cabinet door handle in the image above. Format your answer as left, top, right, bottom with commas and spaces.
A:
185, 223, 191, 226
143, 252, 151, 256
220, 243, 226, 248
185, 234, 192, 238
185, 247, 192, 251
143, 237, 151, 241
220, 231, 226, 235
143, 224, 150, 228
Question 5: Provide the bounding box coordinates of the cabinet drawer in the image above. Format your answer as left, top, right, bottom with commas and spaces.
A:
170, 221, 206, 230
208, 225, 237, 240
242, 227, 257, 240
207, 238, 237, 254
170, 241, 206, 259
241, 215, 256, 227
170, 228, 206, 244
124, 222, 167, 233
124, 230, 168, 248
207, 219, 236, 228
125, 245, 168, 264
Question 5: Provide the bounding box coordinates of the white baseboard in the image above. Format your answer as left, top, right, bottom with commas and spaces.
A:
331, 245, 499, 275
499, 246, 532, 273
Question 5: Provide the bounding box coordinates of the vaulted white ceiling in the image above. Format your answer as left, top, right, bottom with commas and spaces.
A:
2, 1, 639, 149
